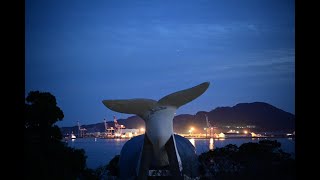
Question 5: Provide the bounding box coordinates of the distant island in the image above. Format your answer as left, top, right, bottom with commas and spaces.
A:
60, 102, 295, 135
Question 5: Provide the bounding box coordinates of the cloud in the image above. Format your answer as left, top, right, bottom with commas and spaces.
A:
101, 21, 266, 45
161, 48, 295, 82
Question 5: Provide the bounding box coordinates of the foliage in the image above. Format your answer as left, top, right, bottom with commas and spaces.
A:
106, 155, 120, 176
25, 91, 64, 128
24, 91, 92, 179
85, 155, 120, 179
198, 140, 295, 180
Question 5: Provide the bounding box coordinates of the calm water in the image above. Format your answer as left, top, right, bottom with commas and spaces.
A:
66, 137, 295, 169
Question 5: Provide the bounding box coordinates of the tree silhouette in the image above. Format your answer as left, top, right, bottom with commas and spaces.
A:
198, 140, 295, 180
25, 91, 64, 142
24, 91, 89, 179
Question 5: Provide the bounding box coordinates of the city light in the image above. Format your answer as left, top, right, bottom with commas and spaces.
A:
140, 128, 145, 133
218, 133, 225, 138
189, 127, 195, 136
244, 130, 248, 134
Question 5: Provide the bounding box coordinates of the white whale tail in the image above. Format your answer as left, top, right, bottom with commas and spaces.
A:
102, 98, 157, 117
157, 82, 210, 108
102, 82, 210, 115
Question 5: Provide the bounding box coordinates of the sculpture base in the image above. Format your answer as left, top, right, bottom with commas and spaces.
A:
147, 170, 199, 180
148, 169, 171, 176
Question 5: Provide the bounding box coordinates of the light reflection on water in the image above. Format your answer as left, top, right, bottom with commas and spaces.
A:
191, 137, 295, 156
209, 138, 214, 150
191, 138, 214, 150
67, 137, 295, 169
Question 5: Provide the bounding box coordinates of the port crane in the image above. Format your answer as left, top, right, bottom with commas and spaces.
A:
104, 118, 108, 131
205, 114, 214, 138
104, 118, 114, 137
113, 116, 125, 137
77, 121, 87, 138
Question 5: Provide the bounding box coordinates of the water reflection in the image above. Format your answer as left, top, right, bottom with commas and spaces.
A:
67, 137, 295, 169
251, 138, 261, 141
209, 138, 214, 150
189, 138, 214, 151
216, 138, 225, 141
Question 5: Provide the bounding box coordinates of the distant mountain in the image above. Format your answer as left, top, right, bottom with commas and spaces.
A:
173, 102, 295, 133
60, 102, 295, 135
60, 116, 145, 136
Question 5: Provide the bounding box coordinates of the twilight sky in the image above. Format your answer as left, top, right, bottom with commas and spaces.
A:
25, 0, 295, 127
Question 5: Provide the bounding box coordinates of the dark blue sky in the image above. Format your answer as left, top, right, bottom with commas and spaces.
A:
25, 0, 295, 127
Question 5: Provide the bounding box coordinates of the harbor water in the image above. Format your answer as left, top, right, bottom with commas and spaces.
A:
66, 137, 295, 169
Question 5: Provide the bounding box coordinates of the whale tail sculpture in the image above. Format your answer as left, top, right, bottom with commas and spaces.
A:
102, 82, 209, 116
102, 82, 210, 179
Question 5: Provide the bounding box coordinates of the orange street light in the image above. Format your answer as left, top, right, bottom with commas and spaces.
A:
140, 128, 145, 133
